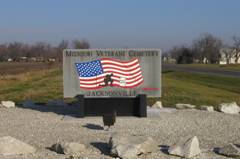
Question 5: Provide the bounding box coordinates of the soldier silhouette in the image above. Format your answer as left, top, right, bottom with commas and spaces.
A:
100, 73, 114, 87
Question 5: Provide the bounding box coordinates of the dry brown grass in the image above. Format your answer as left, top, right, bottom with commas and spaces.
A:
0, 68, 63, 103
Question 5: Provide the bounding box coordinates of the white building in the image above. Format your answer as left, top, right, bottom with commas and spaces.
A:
203, 57, 209, 64
162, 55, 176, 64
7, 58, 13, 62
219, 48, 240, 65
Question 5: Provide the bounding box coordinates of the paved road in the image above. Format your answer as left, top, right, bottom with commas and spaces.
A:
163, 64, 240, 78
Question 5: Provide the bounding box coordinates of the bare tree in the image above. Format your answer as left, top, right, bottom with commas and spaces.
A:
72, 39, 90, 49
232, 36, 240, 48
57, 40, 69, 61
32, 42, 48, 58
0, 39, 90, 62
0, 44, 8, 61
169, 46, 194, 64
58, 40, 69, 50
7, 42, 25, 61
192, 33, 223, 64
231, 36, 240, 63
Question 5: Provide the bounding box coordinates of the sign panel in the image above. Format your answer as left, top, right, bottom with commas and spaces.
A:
63, 49, 161, 98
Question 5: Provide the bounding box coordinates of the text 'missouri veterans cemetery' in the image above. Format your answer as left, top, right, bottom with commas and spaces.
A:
63, 49, 161, 98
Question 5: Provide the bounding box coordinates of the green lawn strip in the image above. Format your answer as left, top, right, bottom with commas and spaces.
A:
168, 71, 240, 94
159, 71, 240, 107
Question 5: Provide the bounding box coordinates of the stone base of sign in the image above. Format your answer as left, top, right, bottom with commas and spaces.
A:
75, 94, 147, 117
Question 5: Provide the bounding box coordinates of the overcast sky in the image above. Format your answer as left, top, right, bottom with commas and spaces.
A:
0, 0, 240, 50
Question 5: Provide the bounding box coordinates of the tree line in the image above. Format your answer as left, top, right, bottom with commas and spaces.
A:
166, 33, 240, 64
0, 39, 90, 62
1, 34, 239, 64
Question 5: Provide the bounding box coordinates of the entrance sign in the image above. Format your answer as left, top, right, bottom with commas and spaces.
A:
63, 49, 161, 98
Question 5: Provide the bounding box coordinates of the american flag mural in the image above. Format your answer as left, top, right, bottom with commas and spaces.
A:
75, 58, 144, 89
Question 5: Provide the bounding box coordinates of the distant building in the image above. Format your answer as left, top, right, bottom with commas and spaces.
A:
48, 58, 56, 62
219, 48, 240, 65
36, 57, 45, 62
29, 57, 37, 62
202, 57, 209, 64
7, 58, 13, 62
18, 57, 28, 62
162, 55, 176, 64
193, 59, 200, 63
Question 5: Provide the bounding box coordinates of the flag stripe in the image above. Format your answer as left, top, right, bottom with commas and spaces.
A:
79, 70, 142, 81
101, 58, 138, 65
113, 78, 143, 86
80, 86, 104, 90
101, 62, 139, 68
80, 74, 143, 84
79, 80, 143, 90
103, 67, 141, 75
102, 63, 139, 70
79, 79, 143, 87
79, 78, 143, 88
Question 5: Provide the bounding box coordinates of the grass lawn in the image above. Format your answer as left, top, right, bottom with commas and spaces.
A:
158, 71, 240, 107
0, 68, 239, 108
0, 69, 63, 104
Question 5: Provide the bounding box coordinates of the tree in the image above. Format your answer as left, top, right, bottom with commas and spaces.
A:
7, 42, 25, 61
0, 44, 8, 61
56, 40, 69, 61
169, 46, 194, 64
192, 33, 223, 63
72, 39, 90, 49
0, 39, 91, 62
58, 40, 69, 50
232, 36, 240, 48
31, 42, 49, 58
231, 36, 240, 63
